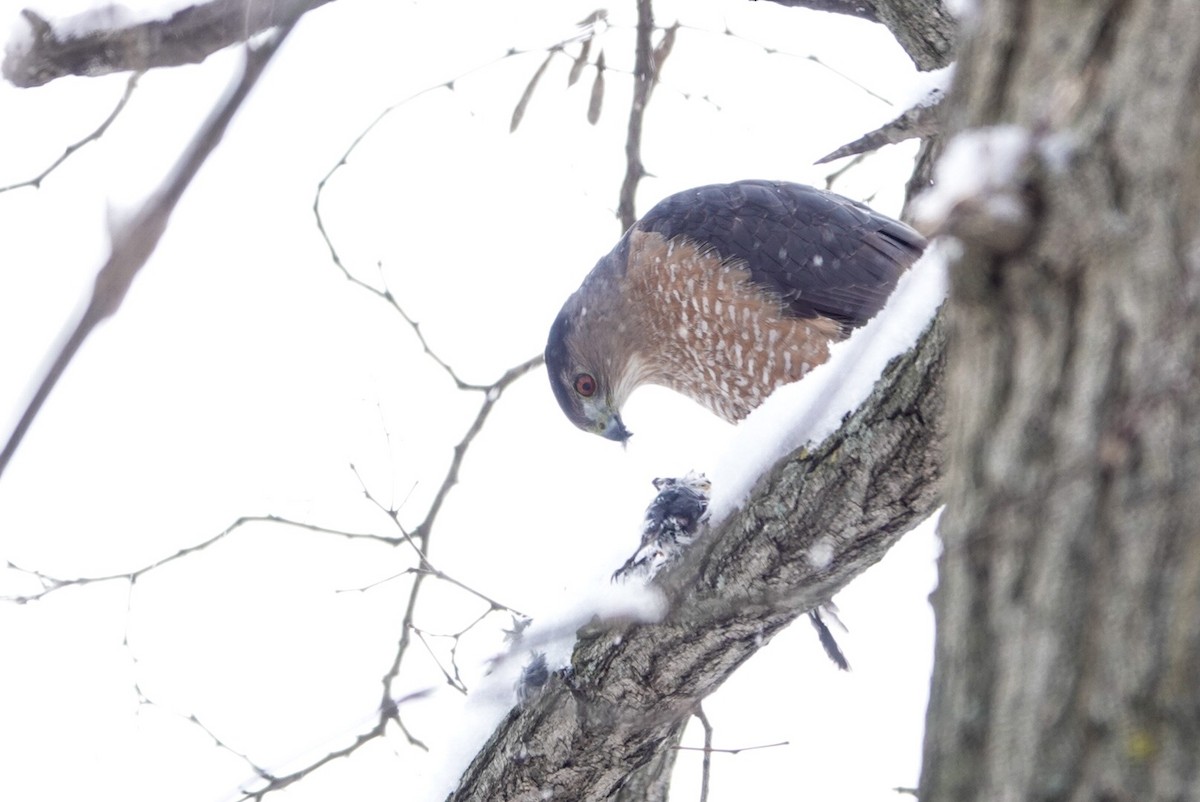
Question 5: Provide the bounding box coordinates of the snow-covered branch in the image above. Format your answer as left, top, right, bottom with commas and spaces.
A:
448, 306, 946, 800
3, 0, 332, 87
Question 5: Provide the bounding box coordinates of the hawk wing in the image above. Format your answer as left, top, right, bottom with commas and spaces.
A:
632, 180, 926, 332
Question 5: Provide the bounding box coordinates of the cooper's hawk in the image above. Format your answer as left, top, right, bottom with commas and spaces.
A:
545, 180, 926, 441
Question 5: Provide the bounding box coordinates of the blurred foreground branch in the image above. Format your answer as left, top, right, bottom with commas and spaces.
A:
3, 0, 332, 87
0, 20, 300, 482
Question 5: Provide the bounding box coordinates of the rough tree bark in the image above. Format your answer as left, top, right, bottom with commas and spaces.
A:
924, 2, 1200, 801
449, 310, 946, 800
447, 2, 957, 797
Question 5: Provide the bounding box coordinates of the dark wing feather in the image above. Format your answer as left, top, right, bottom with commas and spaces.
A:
634, 180, 926, 332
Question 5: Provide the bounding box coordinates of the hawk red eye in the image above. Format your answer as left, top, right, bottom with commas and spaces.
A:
574, 373, 597, 397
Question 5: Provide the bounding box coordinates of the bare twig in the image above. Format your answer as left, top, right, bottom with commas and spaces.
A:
271, 43, 557, 793
0, 21, 300, 482
313, 52, 563, 391
823, 151, 869, 189
183, 710, 276, 783
815, 92, 943, 164
754, 0, 956, 71
753, 0, 879, 21
363, 355, 540, 752
309, 89, 548, 782
410, 604, 498, 694
671, 724, 792, 802
214, 354, 539, 796
2, 500, 448, 797
696, 706, 714, 802
339, 562, 525, 621
673, 740, 790, 755
616, 0, 664, 231
315, 15, 686, 346
675, 22, 894, 107
0, 72, 141, 193
236, 717, 415, 801
413, 626, 470, 693
2, 514, 392, 605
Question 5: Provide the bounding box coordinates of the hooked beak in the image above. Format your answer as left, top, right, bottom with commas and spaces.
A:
601, 412, 632, 444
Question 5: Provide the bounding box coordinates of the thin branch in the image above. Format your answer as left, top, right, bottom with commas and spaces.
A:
310, 26, 604, 298
696, 707, 714, 802
292, 60, 554, 792
375, 574, 430, 752
823, 151, 870, 189
675, 22, 894, 107
416, 355, 544, 538
2, 514, 388, 604
348, 564, 523, 628
755, 0, 879, 22
593, 48, 721, 112
349, 463, 441, 569
674, 740, 789, 755
235, 718, 398, 801
0, 21, 300, 482
815, 92, 943, 164
1, 503, 451, 797
363, 356, 540, 754
755, 0, 956, 71
411, 606, 503, 695
414, 566, 526, 619
315, 19, 696, 388
184, 711, 276, 784
313, 50, 563, 391
0, 71, 141, 193
343, 357, 539, 624
616, 0, 661, 231
802, 52, 894, 106
412, 626, 470, 694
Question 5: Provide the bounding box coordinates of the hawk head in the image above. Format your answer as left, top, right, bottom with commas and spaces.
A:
544, 294, 635, 444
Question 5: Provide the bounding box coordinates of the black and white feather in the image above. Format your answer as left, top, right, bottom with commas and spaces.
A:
614, 471, 850, 670
515, 651, 550, 707
613, 472, 711, 582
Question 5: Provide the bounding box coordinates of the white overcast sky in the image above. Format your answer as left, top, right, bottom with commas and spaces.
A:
0, 1, 941, 800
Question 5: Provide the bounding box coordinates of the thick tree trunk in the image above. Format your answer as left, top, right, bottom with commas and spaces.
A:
925, 2, 1200, 801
